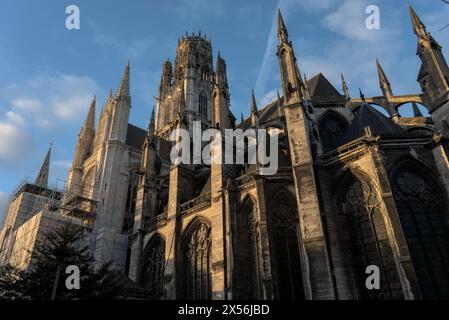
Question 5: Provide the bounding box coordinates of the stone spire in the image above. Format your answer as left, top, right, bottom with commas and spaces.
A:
341, 73, 350, 100
277, 90, 283, 118
277, 9, 289, 43
408, 3, 429, 40
412, 102, 424, 117
35, 144, 51, 188
116, 61, 130, 99
277, 9, 304, 103
149, 106, 155, 136
241, 112, 245, 125
408, 4, 449, 109
303, 74, 311, 100
84, 95, 96, 130
215, 51, 228, 89
359, 88, 366, 102
376, 59, 393, 98
250, 90, 259, 128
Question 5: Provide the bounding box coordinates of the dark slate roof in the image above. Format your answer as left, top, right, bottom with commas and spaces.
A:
126, 124, 147, 149
340, 104, 404, 145
237, 99, 282, 129
237, 73, 343, 128
307, 73, 343, 99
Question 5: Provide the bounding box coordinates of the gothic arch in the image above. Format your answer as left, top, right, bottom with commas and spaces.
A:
389, 158, 449, 299
81, 166, 96, 198
200, 66, 210, 81
336, 170, 404, 300
140, 234, 166, 298
394, 101, 430, 116
234, 195, 261, 299
199, 90, 208, 118
178, 217, 212, 300
267, 189, 305, 300
317, 110, 349, 153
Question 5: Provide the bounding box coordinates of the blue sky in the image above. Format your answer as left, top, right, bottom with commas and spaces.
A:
0, 0, 448, 223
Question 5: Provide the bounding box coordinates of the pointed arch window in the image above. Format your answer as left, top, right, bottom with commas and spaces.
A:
391, 168, 449, 299
201, 66, 210, 81
318, 111, 348, 153
269, 194, 304, 300
234, 197, 261, 299
180, 220, 212, 300
340, 178, 403, 300
141, 235, 166, 298
199, 91, 208, 119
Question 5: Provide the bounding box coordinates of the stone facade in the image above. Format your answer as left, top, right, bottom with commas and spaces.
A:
1, 5, 449, 300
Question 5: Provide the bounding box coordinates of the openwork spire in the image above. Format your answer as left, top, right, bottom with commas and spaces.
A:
35, 144, 52, 188
149, 106, 155, 136
341, 73, 350, 100
84, 95, 96, 129
116, 61, 130, 98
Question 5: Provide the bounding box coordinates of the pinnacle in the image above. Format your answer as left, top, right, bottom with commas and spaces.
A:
35, 144, 52, 188
116, 62, 130, 98
84, 95, 96, 129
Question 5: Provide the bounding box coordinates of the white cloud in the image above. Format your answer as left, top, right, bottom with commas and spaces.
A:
0, 121, 30, 163
11, 98, 42, 112
5, 111, 26, 127
1, 73, 102, 129
323, 0, 376, 42
0, 73, 102, 165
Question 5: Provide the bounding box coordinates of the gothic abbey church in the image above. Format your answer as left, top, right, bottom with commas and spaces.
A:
2, 5, 449, 300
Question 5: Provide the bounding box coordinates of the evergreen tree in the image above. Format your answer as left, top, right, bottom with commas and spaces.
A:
0, 224, 123, 300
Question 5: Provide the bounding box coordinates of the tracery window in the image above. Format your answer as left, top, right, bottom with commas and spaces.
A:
199, 92, 208, 118
270, 200, 304, 300
180, 221, 212, 300
201, 66, 209, 81
392, 169, 449, 299
234, 198, 260, 299
318, 111, 348, 153
341, 179, 403, 300
141, 235, 165, 297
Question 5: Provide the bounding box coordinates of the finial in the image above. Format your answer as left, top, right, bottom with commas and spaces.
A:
35, 144, 52, 188
359, 88, 365, 101
412, 102, 424, 117
116, 62, 131, 98
341, 73, 350, 100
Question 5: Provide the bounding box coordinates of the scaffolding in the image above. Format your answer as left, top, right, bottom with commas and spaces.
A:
58, 179, 99, 227
0, 178, 99, 270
